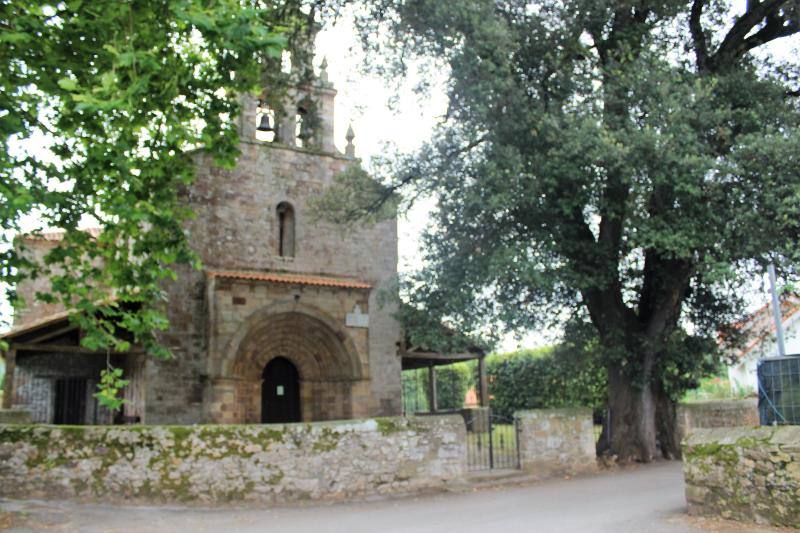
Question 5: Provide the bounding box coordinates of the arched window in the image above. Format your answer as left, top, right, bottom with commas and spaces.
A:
276, 202, 295, 257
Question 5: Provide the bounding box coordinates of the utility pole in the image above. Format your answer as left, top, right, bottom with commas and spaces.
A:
768, 264, 786, 357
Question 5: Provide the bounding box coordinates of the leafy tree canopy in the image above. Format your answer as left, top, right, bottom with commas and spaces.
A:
331, 0, 800, 461
0, 1, 298, 359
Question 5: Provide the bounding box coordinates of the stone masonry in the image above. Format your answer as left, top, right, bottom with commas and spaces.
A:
683, 426, 800, 528
0, 415, 466, 504
9, 60, 403, 425
675, 399, 759, 444
515, 408, 597, 478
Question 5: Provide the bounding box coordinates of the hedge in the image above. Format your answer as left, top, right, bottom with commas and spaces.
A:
486, 346, 606, 420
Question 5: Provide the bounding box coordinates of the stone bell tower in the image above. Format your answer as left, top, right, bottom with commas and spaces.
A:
237, 45, 352, 157
153, 41, 404, 425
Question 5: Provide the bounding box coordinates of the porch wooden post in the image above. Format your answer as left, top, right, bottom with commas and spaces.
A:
2, 347, 16, 409
478, 355, 488, 408
427, 362, 438, 413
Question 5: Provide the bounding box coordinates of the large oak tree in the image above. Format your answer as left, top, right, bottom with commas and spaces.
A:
347, 0, 800, 461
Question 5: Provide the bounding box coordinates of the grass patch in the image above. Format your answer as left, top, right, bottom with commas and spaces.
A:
683, 374, 754, 402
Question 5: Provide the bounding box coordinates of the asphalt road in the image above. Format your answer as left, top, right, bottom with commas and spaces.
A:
0, 461, 777, 533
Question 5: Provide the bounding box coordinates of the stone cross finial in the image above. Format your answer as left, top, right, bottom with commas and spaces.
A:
345, 123, 356, 157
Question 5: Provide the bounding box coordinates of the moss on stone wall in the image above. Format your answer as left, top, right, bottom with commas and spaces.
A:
311, 427, 341, 452
375, 417, 404, 436
683, 426, 800, 528
0, 415, 464, 505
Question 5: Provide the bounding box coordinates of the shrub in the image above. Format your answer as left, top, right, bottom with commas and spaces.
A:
402, 362, 474, 413
486, 346, 606, 419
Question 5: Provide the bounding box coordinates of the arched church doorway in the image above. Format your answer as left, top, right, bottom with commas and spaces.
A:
261, 356, 300, 423
219, 305, 366, 423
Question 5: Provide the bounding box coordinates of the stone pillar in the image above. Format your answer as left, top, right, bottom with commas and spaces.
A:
206, 377, 241, 424
238, 94, 259, 141
478, 356, 488, 407
277, 105, 297, 145
515, 408, 597, 478
315, 85, 337, 153
2, 347, 15, 409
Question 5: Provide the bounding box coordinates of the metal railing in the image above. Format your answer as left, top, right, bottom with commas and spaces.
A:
465, 409, 520, 471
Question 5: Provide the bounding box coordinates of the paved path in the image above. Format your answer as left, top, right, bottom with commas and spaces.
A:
0, 462, 775, 532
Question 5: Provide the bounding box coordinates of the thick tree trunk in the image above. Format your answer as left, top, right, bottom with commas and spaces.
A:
655, 386, 682, 460
605, 363, 658, 463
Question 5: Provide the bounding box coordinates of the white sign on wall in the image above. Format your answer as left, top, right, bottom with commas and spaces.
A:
346, 304, 369, 328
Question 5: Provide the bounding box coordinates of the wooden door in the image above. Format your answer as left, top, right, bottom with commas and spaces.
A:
261, 357, 300, 423
53, 378, 87, 425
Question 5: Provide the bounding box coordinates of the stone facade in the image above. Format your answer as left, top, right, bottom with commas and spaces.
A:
683, 426, 800, 528
0, 415, 466, 504
515, 408, 597, 478
676, 399, 759, 444
8, 65, 402, 425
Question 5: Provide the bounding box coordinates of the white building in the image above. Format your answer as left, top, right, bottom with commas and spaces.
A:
726, 295, 800, 393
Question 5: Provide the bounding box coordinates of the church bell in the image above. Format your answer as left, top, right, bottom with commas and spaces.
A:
256, 112, 274, 132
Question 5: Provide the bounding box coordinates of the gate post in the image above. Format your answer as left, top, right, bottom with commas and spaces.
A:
478, 355, 488, 407
488, 409, 494, 469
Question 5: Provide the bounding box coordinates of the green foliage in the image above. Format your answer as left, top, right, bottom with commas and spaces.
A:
0, 1, 289, 356
657, 329, 724, 401
486, 346, 607, 420
398, 303, 490, 356
683, 374, 752, 402
401, 362, 474, 413
94, 366, 129, 411
336, 1, 800, 456
402, 368, 428, 414
435, 363, 473, 410
308, 165, 399, 226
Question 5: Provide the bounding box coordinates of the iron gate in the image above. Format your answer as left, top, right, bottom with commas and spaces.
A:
53, 378, 87, 425
465, 409, 520, 471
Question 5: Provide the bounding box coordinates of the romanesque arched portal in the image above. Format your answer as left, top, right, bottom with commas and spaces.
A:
208, 304, 365, 423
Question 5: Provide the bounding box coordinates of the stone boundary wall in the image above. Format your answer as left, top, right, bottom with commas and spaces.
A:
0, 409, 30, 424
683, 426, 800, 528
0, 415, 465, 504
515, 408, 597, 478
676, 399, 758, 443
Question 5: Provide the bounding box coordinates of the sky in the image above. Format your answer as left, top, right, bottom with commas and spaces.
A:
2, 6, 799, 353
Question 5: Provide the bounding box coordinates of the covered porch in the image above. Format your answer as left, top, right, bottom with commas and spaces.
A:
1, 311, 145, 425
400, 345, 488, 414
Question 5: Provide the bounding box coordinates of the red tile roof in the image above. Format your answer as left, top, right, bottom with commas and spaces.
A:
728, 295, 800, 360
207, 270, 372, 290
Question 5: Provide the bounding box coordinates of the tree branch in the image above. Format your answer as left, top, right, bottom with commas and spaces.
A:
710, 0, 798, 69
689, 0, 709, 71
353, 134, 489, 221
740, 13, 800, 55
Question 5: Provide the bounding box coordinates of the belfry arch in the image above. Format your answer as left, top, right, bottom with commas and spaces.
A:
210, 302, 365, 423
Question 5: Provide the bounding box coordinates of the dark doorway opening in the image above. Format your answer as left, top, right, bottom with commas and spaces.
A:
261, 357, 301, 423
53, 378, 87, 425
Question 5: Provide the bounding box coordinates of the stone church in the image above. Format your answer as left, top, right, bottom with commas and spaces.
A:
1, 57, 406, 425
